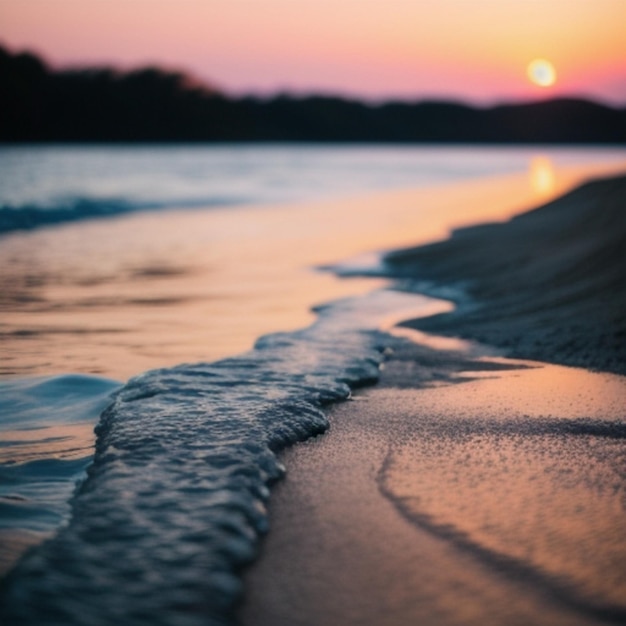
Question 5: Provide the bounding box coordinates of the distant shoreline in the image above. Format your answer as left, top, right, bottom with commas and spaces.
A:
2, 46, 625, 143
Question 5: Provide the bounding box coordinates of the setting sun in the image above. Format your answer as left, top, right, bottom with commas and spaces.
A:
527, 59, 557, 87
2, 0, 626, 103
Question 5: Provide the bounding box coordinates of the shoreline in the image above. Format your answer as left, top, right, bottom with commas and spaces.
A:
2, 158, 623, 380
241, 346, 626, 626
1, 163, 625, 624
240, 174, 626, 625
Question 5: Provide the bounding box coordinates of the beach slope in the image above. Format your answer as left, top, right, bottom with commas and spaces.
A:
384, 173, 626, 374
241, 173, 626, 626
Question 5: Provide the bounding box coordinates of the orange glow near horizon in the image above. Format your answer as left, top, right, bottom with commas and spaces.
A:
1, 0, 625, 104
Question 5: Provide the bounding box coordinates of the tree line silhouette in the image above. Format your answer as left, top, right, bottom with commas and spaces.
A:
1, 45, 625, 143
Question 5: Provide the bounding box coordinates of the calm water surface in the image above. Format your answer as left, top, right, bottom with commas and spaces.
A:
2, 144, 625, 379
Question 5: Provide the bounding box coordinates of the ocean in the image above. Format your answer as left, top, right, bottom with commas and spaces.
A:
3, 144, 626, 234
1, 144, 625, 625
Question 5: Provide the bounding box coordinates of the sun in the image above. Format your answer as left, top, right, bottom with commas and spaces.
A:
527, 59, 557, 87
527, 59, 556, 87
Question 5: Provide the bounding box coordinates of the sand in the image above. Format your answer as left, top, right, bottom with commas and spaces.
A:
384, 174, 626, 375
240, 175, 626, 626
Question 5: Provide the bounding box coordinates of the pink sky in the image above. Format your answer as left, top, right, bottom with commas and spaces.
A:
1, 0, 625, 104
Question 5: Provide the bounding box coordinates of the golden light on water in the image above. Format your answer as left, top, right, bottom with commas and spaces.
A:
527, 59, 557, 87
529, 155, 556, 196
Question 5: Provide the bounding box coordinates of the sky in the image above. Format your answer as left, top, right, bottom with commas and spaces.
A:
1, 0, 625, 105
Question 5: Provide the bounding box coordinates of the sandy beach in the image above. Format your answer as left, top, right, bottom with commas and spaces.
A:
384, 174, 626, 375
240, 174, 626, 626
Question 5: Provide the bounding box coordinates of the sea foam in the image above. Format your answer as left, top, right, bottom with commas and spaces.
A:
0, 289, 431, 626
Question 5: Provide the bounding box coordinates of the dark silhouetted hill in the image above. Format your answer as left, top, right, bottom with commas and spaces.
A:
1, 45, 625, 143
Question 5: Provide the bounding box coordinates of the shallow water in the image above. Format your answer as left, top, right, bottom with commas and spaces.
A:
3, 147, 624, 381
0, 374, 120, 575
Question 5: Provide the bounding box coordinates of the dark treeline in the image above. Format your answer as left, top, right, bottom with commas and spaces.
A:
1, 45, 625, 143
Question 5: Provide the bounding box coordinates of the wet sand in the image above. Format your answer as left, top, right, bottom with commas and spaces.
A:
241, 353, 625, 626
240, 174, 626, 625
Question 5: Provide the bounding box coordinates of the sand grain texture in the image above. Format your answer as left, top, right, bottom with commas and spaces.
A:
385, 174, 626, 374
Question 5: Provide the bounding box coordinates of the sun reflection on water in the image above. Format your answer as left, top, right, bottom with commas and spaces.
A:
529, 155, 556, 197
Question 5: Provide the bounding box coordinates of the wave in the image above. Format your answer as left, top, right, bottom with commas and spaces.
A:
0, 374, 121, 577
0, 289, 430, 626
0, 457, 93, 531
0, 374, 121, 428
0, 196, 248, 235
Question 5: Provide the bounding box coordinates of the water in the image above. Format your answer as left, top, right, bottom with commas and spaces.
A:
0, 145, 625, 624
1, 144, 625, 233
0, 375, 121, 576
